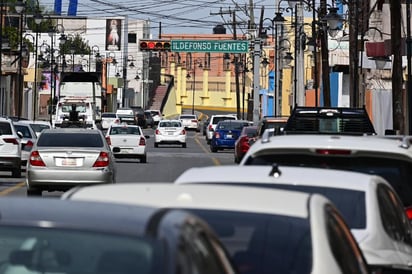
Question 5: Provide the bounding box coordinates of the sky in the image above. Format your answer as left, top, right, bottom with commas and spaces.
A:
38, 0, 283, 37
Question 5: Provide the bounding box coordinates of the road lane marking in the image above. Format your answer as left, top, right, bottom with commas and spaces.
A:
194, 134, 221, 166
0, 182, 25, 196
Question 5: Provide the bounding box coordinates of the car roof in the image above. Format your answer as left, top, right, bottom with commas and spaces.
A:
0, 197, 157, 236
245, 134, 412, 159
174, 165, 390, 192
64, 183, 314, 218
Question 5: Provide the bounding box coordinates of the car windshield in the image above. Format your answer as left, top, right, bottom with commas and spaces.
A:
110, 127, 141, 135
188, 209, 312, 274
30, 124, 50, 133
245, 154, 412, 207
37, 133, 104, 147
14, 125, 33, 138
0, 226, 163, 274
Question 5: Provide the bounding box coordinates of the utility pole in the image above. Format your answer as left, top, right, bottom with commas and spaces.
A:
232, 11, 241, 120
391, 0, 404, 134
348, 0, 359, 107
319, 0, 331, 106
407, 0, 412, 134
253, 38, 261, 125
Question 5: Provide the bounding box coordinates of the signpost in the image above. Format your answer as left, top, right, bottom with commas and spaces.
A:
171, 40, 249, 53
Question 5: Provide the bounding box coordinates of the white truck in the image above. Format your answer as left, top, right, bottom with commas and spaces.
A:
53, 97, 97, 129
58, 72, 104, 124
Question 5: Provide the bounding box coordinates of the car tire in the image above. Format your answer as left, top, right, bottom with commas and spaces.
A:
154, 142, 159, 148
27, 188, 42, 196
210, 146, 218, 153
182, 143, 187, 148
12, 166, 21, 178
141, 155, 147, 163
234, 156, 239, 163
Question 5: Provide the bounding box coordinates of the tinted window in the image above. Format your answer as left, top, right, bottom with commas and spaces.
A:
102, 113, 117, 118
30, 124, 50, 133
0, 227, 162, 274
212, 117, 236, 124
189, 209, 312, 274
37, 133, 104, 147
245, 154, 412, 207
0, 122, 12, 135
180, 115, 196, 120
110, 127, 141, 135
14, 125, 33, 138
217, 122, 247, 131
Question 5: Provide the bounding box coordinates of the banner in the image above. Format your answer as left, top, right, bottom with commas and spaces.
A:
105, 19, 121, 51
68, 0, 78, 16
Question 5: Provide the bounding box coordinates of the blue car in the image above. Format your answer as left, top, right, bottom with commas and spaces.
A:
210, 120, 251, 152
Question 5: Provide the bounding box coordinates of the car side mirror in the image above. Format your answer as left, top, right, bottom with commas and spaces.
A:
17, 131, 23, 138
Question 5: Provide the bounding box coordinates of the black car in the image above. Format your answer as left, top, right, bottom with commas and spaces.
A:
144, 111, 155, 128
0, 197, 237, 274
130, 106, 147, 128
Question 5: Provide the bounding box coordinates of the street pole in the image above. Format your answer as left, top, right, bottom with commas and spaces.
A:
17, 7, 24, 120
253, 38, 261, 125
192, 64, 195, 114
295, 3, 305, 107
312, 0, 318, 107
122, 16, 128, 108
407, 0, 412, 134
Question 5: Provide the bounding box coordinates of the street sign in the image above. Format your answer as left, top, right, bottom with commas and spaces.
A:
171, 40, 249, 53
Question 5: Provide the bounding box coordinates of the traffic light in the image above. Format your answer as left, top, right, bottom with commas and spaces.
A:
139, 40, 171, 51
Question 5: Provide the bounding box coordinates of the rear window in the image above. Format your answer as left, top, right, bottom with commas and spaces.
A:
245, 154, 412, 207
37, 133, 104, 147
189, 209, 312, 274
217, 122, 248, 131
14, 125, 33, 138
159, 121, 181, 127
30, 124, 50, 133
110, 127, 141, 135
180, 115, 196, 119
212, 116, 236, 124
102, 113, 117, 118
0, 122, 12, 135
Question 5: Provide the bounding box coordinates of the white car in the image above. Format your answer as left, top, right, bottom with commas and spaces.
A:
63, 183, 370, 274
0, 117, 22, 177
13, 121, 37, 166
178, 114, 200, 131
18, 120, 51, 137
239, 134, 412, 218
174, 165, 412, 270
105, 123, 148, 163
101, 112, 119, 130
205, 114, 238, 144
154, 120, 186, 148
147, 110, 163, 125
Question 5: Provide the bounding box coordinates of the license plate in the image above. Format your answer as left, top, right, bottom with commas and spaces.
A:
168, 132, 174, 135
120, 148, 133, 153
226, 134, 232, 138
56, 158, 82, 167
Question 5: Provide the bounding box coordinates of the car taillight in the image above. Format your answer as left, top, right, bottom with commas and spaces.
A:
181, 129, 186, 135
315, 149, 352, 155
208, 125, 213, 131
29, 151, 46, 166
105, 136, 111, 145
406, 206, 412, 220
139, 137, 146, 146
191, 119, 197, 123
93, 152, 109, 167
155, 129, 160, 135
3, 138, 19, 145
214, 132, 221, 139
23, 140, 34, 151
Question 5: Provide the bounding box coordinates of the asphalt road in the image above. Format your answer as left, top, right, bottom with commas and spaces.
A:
0, 126, 236, 197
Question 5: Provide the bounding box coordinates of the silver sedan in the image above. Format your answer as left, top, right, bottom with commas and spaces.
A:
26, 128, 116, 196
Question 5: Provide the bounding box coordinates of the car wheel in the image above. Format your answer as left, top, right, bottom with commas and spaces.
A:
154, 142, 159, 148
27, 188, 42, 196
210, 145, 218, 153
141, 155, 147, 163
182, 143, 187, 148
12, 166, 21, 178
234, 156, 239, 163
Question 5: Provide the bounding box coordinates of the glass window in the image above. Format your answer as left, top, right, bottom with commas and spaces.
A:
30, 124, 50, 133
14, 125, 32, 138
245, 153, 412, 207
0, 226, 163, 274
102, 113, 117, 118
325, 205, 369, 274
189, 209, 312, 274
37, 133, 104, 147
0, 122, 12, 135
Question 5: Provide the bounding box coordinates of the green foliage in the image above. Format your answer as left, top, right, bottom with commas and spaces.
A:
60, 33, 91, 55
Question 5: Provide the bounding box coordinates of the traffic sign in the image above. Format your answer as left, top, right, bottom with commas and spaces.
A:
171, 40, 249, 53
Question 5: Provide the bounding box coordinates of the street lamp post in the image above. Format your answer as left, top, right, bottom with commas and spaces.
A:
32, 11, 42, 120
15, 0, 25, 120
186, 58, 202, 115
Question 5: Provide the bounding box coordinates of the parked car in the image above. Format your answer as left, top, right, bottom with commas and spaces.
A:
13, 121, 37, 166
175, 165, 412, 270
234, 125, 258, 163
101, 112, 119, 130
105, 123, 149, 163
205, 114, 238, 144
0, 117, 22, 177
147, 110, 163, 125
20, 120, 51, 137
179, 114, 200, 131
256, 116, 288, 139
0, 197, 237, 274
130, 106, 147, 128
63, 183, 371, 274
202, 117, 210, 136
239, 134, 412, 217
144, 111, 155, 128
210, 120, 251, 152
154, 120, 186, 148
26, 128, 116, 196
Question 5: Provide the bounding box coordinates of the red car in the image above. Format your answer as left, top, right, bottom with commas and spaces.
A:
234, 125, 258, 163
